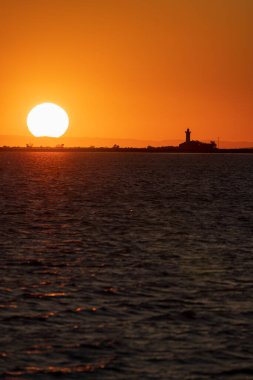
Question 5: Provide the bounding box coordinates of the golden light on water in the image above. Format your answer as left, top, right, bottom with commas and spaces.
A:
27, 103, 69, 138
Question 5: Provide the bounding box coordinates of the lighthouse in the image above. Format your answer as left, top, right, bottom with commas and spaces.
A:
185, 128, 191, 143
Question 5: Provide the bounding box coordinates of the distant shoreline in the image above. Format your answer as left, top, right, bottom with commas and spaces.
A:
1, 146, 253, 153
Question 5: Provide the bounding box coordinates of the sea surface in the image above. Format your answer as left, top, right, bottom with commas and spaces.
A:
0, 152, 253, 380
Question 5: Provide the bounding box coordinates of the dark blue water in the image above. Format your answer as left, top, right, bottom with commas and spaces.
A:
0, 152, 253, 379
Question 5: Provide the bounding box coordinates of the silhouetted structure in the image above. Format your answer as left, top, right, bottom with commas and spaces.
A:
185, 128, 191, 143
179, 130, 217, 152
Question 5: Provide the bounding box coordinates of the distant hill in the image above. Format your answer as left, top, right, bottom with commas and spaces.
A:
0, 135, 183, 148
0, 135, 253, 149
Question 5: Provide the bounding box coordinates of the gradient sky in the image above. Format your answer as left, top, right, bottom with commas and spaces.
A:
1, 0, 253, 145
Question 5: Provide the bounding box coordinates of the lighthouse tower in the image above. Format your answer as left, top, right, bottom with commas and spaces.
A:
185, 128, 191, 143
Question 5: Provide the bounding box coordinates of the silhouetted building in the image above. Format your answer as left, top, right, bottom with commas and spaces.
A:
185, 128, 191, 143
179, 130, 217, 152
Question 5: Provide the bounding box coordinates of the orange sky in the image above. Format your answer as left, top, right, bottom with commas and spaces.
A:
1, 0, 253, 146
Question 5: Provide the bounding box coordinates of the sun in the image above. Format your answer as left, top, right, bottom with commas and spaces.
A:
27, 103, 69, 138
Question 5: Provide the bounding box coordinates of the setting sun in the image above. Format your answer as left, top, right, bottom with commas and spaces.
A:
27, 103, 69, 138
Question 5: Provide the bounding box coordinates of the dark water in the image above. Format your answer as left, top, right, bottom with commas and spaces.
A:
0, 152, 253, 379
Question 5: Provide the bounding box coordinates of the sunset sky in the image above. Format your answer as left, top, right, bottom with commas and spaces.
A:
1, 0, 253, 146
